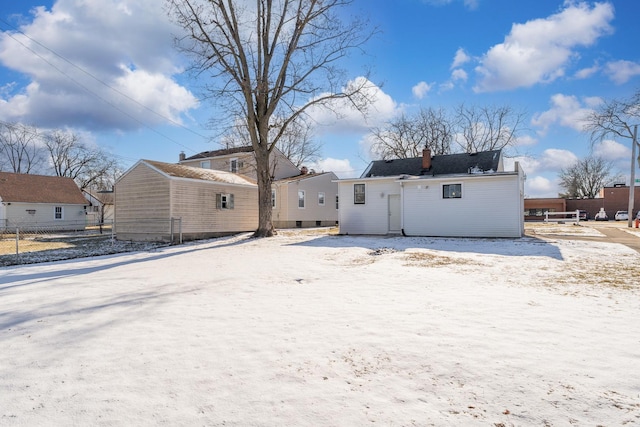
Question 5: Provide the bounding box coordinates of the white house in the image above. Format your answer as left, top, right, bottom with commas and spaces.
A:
0, 172, 88, 230
337, 149, 525, 238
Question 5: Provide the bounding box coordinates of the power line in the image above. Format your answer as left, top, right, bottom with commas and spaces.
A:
0, 18, 209, 154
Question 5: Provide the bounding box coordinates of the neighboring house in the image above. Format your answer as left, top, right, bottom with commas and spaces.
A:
337, 149, 525, 238
272, 168, 339, 228
0, 171, 87, 230
115, 160, 258, 242
83, 190, 115, 225
179, 145, 300, 180
180, 145, 339, 229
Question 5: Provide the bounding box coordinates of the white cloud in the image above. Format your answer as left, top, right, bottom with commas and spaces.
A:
412, 81, 433, 99
540, 148, 579, 171
593, 139, 631, 161
531, 93, 594, 134
307, 158, 355, 178
604, 60, 640, 85
574, 64, 600, 79
451, 69, 468, 82
513, 134, 538, 147
307, 77, 399, 135
473, 2, 614, 92
526, 175, 557, 198
451, 48, 471, 69
504, 155, 540, 175
0, 0, 198, 130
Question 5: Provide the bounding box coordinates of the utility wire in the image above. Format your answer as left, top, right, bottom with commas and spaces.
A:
0, 18, 209, 154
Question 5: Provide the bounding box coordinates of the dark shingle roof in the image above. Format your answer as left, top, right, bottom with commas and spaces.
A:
0, 172, 87, 204
184, 146, 254, 160
362, 150, 502, 178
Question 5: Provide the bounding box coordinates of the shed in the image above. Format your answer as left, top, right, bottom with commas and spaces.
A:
115, 160, 258, 242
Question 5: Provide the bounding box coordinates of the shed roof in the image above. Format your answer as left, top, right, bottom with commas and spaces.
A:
143, 160, 257, 186
362, 150, 502, 178
0, 172, 87, 204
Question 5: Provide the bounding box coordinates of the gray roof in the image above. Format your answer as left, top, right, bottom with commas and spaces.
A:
184, 146, 254, 160
362, 150, 502, 178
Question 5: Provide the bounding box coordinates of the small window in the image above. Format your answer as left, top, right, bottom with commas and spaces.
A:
354, 184, 365, 204
54, 206, 63, 220
318, 192, 325, 206
443, 184, 462, 199
271, 189, 276, 208
230, 158, 238, 173
200, 160, 211, 169
216, 193, 235, 209
298, 190, 305, 208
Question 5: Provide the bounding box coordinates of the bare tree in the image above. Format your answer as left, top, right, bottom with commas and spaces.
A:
370, 107, 453, 160
43, 130, 121, 190
168, 0, 375, 237
454, 104, 526, 153
0, 122, 46, 173
584, 88, 640, 150
558, 155, 620, 199
220, 115, 321, 168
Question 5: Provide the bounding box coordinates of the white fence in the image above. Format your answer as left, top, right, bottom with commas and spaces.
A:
544, 210, 581, 224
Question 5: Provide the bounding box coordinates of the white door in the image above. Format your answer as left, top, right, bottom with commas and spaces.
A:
388, 194, 401, 233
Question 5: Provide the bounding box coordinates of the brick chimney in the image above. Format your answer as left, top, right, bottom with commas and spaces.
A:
422, 148, 432, 170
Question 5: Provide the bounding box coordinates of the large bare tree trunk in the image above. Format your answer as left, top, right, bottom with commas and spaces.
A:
254, 145, 274, 237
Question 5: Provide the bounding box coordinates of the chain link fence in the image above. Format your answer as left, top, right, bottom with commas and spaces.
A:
0, 218, 182, 267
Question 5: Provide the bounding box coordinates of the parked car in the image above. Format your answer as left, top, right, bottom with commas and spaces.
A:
578, 210, 590, 221
595, 210, 609, 221
614, 210, 629, 221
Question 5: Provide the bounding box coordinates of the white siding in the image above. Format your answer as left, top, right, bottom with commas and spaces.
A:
403, 174, 522, 238
4, 202, 86, 229
338, 179, 401, 235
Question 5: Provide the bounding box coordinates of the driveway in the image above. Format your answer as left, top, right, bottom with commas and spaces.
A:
526, 220, 640, 254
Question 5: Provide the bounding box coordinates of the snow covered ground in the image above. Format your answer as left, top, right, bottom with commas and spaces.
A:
1, 227, 639, 426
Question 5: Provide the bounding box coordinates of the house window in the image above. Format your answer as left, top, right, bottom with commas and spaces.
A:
335, 195, 339, 210
200, 160, 211, 169
271, 189, 276, 208
216, 193, 235, 209
354, 184, 365, 204
230, 158, 239, 173
443, 184, 462, 199
298, 190, 305, 208
318, 192, 325, 206
54, 206, 63, 220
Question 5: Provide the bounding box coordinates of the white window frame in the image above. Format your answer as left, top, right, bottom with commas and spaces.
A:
335, 195, 339, 210
318, 192, 325, 206
442, 183, 462, 199
54, 206, 63, 220
271, 189, 276, 208
200, 160, 211, 169
298, 190, 305, 209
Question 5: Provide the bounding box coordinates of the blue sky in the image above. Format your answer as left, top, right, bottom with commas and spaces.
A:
1, 0, 639, 197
